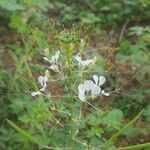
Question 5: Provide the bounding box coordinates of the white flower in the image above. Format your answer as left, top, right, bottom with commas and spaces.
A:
84, 80, 100, 98
78, 75, 109, 101
51, 51, 60, 63
92, 75, 109, 96
38, 75, 48, 86
31, 75, 48, 97
50, 64, 58, 71
74, 55, 94, 67
43, 51, 60, 71
31, 91, 42, 97
78, 80, 100, 101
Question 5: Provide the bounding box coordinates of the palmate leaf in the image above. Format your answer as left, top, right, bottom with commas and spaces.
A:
101, 109, 123, 129
0, 0, 24, 11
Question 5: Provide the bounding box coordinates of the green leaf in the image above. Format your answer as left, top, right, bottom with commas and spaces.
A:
123, 127, 140, 138
102, 109, 123, 129
0, 0, 23, 11
106, 109, 144, 144
23, 0, 50, 11
9, 14, 29, 34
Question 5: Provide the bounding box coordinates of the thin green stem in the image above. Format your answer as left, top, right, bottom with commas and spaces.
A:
118, 142, 150, 150
85, 100, 102, 113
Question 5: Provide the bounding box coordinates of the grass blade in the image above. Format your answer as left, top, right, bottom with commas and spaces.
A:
6, 119, 70, 150
105, 109, 144, 144
118, 142, 150, 150
6, 119, 40, 144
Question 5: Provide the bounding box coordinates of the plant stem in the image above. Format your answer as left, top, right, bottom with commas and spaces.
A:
118, 142, 150, 150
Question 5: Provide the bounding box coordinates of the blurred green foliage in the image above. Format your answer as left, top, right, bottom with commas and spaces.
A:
0, 0, 150, 149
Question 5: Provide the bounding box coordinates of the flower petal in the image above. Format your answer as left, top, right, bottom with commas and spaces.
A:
78, 83, 85, 94
38, 76, 44, 86
99, 76, 106, 86
84, 80, 94, 91
101, 90, 109, 96
31, 91, 42, 97
78, 92, 86, 101
51, 51, 60, 63
81, 59, 93, 67
91, 85, 101, 98
43, 57, 51, 63
39, 82, 47, 91
50, 64, 58, 71
74, 55, 82, 63
93, 75, 98, 85
43, 76, 48, 82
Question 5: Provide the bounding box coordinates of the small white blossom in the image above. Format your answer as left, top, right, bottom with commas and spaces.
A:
31, 75, 48, 97
74, 55, 94, 67
38, 75, 48, 91
51, 51, 60, 63
78, 75, 109, 101
50, 64, 58, 71
31, 91, 42, 97
43, 51, 60, 71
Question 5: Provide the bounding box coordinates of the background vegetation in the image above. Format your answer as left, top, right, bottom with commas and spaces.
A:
0, 0, 150, 149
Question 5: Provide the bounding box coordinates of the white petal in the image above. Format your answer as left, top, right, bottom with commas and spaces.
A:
50, 64, 58, 71
44, 48, 49, 52
84, 80, 94, 91
78, 92, 86, 101
74, 55, 82, 63
99, 76, 106, 86
93, 75, 98, 85
40, 87, 46, 92
38, 76, 44, 86
43, 76, 48, 82
40, 83, 47, 91
43, 57, 51, 63
31, 91, 42, 97
101, 90, 109, 96
81, 59, 93, 67
78, 83, 85, 94
51, 51, 60, 63
91, 85, 101, 98
54, 51, 60, 61
38, 75, 48, 87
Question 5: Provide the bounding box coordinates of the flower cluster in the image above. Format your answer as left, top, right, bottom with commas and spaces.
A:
43, 49, 95, 72
31, 75, 48, 96
32, 49, 109, 102
78, 75, 109, 101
